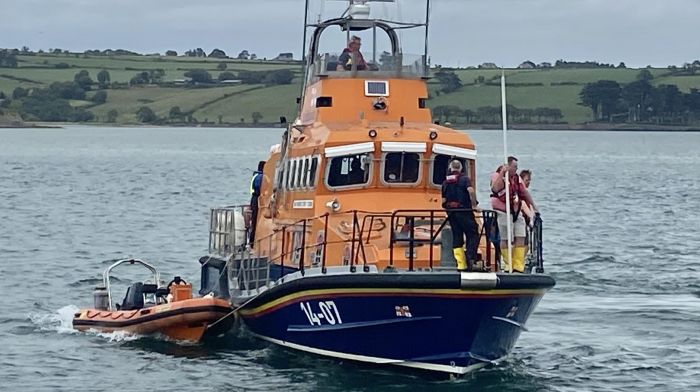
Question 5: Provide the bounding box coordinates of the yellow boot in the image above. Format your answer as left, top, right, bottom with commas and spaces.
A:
500, 247, 512, 272
512, 246, 527, 273
453, 248, 467, 271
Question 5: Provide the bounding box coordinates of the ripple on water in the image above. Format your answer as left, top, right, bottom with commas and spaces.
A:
2, 128, 700, 391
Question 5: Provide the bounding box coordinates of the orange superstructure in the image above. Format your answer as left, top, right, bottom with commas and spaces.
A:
241, 15, 489, 273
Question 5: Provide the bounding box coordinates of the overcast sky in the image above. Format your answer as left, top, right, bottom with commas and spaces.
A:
2, 0, 699, 68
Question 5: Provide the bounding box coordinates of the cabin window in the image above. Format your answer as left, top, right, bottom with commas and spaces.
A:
383, 152, 420, 183
309, 157, 319, 187
290, 160, 298, 190
432, 155, 470, 185
300, 158, 309, 188
284, 160, 292, 190
327, 153, 370, 188
296, 158, 304, 189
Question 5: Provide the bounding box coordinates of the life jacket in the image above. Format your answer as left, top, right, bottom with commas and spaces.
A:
491, 172, 523, 216
441, 172, 472, 209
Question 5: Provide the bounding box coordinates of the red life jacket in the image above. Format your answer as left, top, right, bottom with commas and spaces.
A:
491, 172, 524, 213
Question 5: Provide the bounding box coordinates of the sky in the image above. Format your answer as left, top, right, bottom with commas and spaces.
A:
2, 0, 699, 68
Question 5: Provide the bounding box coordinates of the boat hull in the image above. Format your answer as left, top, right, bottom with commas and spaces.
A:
73, 297, 232, 341
237, 272, 554, 374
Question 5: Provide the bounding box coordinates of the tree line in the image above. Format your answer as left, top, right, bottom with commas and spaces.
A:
0, 70, 102, 121
579, 69, 700, 124
432, 105, 563, 124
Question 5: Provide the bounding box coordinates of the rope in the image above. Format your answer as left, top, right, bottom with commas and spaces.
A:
206, 289, 262, 331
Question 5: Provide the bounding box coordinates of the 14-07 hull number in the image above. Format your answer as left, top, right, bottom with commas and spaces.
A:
300, 301, 343, 325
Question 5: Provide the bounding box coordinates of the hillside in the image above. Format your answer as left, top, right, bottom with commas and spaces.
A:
2, 52, 700, 127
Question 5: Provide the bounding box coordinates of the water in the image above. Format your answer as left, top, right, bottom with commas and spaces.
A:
1, 126, 699, 391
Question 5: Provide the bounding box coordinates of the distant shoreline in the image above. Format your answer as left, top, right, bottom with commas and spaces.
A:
3, 121, 700, 132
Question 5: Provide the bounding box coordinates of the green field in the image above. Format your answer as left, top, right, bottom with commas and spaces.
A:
3, 53, 700, 125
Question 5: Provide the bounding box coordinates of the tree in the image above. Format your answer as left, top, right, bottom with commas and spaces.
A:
0, 50, 18, 68
651, 84, 683, 120
237, 50, 250, 60
434, 70, 462, 93
49, 81, 86, 100
97, 70, 111, 88
169, 106, 184, 121
130, 71, 151, 85
217, 62, 227, 71
149, 69, 165, 84
165, 50, 177, 56
621, 79, 653, 121
579, 80, 622, 120
184, 69, 213, 83
251, 111, 263, 123
136, 106, 157, 123
196, 48, 206, 57
218, 71, 237, 81
91, 90, 107, 104
209, 48, 227, 58
106, 109, 118, 123
263, 69, 294, 85
432, 105, 460, 123
636, 69, 654, 82
73, 70, 93, 90
12, 87, 28, 100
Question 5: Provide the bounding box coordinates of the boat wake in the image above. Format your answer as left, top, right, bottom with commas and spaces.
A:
28, 305, 141, 342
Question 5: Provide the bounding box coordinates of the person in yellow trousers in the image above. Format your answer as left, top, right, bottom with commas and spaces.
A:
490, 157, 538, 272
441, 160, 479, 271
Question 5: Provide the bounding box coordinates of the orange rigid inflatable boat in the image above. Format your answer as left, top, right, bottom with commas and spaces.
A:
73, 258, 232, 341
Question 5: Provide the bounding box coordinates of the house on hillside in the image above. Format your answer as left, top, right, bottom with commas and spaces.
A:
518, 61, 536, 69
275, 52, 294, 61
479, 62, 498, 69
220, 79, 242, 85
538, 62, 553, 68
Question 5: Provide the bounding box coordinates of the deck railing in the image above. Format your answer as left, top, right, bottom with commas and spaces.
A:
209, 207, 545, 295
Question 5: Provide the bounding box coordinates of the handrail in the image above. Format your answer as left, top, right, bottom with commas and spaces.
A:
102, 258, 160, 311
216, 206, 545, 296
528, 213, 544, 273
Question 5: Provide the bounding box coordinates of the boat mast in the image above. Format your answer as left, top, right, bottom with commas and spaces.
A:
500, 71, 513, 274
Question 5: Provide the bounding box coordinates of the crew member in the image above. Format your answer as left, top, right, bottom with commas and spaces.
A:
337, 36, 367, 71
490, 157, 538, 272
249, 161, 265, 246
441, 160, 479, 271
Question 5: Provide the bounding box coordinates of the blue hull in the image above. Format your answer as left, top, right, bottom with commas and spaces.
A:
237, 272, 554, 374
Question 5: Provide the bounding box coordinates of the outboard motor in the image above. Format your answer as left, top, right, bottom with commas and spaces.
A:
199, 256, 230, 299
120, 282, 145, 311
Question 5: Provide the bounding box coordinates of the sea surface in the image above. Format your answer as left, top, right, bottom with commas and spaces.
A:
0, 126, 698, 392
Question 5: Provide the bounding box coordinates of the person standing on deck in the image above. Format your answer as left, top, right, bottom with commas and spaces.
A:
519, 169, 535, 225
441, 160, 479, 271
249, 161, 265, 247
491, 157, 538, 272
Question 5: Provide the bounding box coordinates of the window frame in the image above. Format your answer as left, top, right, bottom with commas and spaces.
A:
324, 153, 373, 190
380, 151, 422, 186
430, 154, 473, 187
